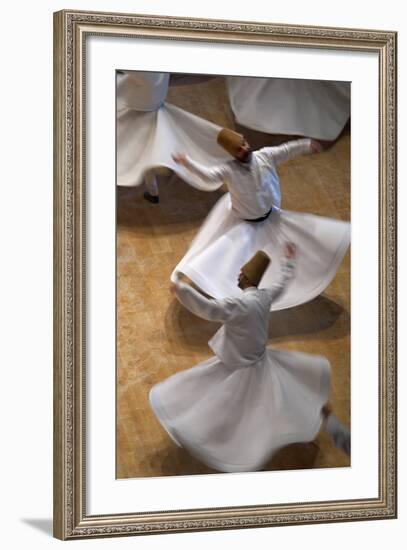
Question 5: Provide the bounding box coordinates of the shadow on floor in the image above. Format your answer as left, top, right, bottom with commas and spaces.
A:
164, 294, 349, 352
269, 295, 349, 342
129, 440, 324, 479
137, 443, 216, 478
117, 177, 225, 234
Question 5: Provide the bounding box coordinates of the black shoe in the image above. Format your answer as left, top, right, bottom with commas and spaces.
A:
143, 191, 160, 204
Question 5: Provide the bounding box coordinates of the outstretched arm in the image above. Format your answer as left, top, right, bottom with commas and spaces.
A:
258, 138, 322, 167
268, 243, 297, 302
172, 153, 228, 187
172, 280, 239, 323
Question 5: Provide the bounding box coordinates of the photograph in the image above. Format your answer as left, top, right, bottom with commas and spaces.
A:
53, 8, 396, 539
1, 0, 404, 548
116, 70, 351, 479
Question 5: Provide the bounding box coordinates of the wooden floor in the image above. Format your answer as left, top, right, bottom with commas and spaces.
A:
116, 76, 350, 479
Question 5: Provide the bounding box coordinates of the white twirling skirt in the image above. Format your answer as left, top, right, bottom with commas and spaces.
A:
117, 102, 229, 190
228, 77, 350, 141
171, 194, 350, 311
150, 349, 331, 472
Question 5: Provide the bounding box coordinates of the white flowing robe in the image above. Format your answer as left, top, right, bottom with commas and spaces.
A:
117, 71, 230, 189
150, 261, 331, 473
182, 138, 312, 217
228, 77, 350, 141
171, 141, 350, 310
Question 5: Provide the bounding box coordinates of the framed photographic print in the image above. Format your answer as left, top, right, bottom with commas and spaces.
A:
53, 9, 397, 540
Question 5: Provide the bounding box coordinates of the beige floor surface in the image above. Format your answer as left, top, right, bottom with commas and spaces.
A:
116, 76, 350, 478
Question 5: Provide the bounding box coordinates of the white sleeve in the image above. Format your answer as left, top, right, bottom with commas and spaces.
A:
267, 259, 296, 302
183, 156, 229, 187
174, 282, 239, 322
258, 138, 312, 167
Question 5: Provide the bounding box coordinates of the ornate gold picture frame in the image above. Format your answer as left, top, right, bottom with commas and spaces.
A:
53, 9, 397, 540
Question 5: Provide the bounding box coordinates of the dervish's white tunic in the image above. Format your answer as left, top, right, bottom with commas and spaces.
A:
228, 77, 350, 141
171, 142, 350, 311
182, 138, 312, 217
117, 71, 230, 189
150, 260, 331, 472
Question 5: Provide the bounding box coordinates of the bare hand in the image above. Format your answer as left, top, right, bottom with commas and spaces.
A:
284, 242, 297, 259
310, 139, 324, 154
172, 153, 188, 165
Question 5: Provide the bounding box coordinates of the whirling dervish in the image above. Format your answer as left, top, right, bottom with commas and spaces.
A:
171, 128, 350, 311
117, 71, 230, 203
150, 246, 350, 473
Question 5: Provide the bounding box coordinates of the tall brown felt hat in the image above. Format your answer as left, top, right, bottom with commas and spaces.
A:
241, 251, 271, 286
217, 128, 244, 157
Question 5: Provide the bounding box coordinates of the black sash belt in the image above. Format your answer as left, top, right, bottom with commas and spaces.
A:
244, 207, 273, 223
